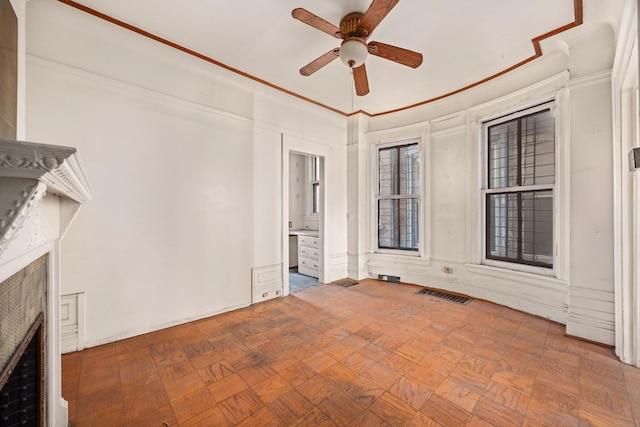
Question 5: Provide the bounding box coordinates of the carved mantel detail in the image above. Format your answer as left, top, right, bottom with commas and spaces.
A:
0, 138, 93, 257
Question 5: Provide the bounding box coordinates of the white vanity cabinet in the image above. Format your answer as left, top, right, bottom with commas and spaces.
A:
297, 234, 320, 278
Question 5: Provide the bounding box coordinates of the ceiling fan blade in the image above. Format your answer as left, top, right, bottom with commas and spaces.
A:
368, 41, 423, 68
353, 64, 369, 96
300, 49, 340, 76
292, 8, 342, 39
359, 0, 399, 37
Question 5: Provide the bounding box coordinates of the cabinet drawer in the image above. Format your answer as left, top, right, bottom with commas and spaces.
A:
299, 257, 319, 271
299, 235, 319, 248
298, 264, 318, 278
299, 245, 320, 260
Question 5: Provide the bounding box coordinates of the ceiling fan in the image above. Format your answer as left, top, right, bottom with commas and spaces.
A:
292, 0, 423, 96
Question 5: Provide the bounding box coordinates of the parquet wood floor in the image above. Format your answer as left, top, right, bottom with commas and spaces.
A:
62, 279, 640, 426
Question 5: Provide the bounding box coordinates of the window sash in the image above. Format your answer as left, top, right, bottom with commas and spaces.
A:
485, 190, 553, 268
377, 142, 420, 252
483, 104, 555, 269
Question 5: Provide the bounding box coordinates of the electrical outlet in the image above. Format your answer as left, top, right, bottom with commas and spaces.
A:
443, 267, 453, 274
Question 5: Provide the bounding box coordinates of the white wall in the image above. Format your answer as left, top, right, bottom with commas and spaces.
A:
25, 0, 346, 346
352, 23, 619, 345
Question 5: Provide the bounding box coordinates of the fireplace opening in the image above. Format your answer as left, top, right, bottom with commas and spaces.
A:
0, 315, 44, 427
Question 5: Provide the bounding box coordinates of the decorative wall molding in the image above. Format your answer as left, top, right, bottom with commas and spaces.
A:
0, 138, 93, 203
0, 181, 46, 258
0, 138, 93, 258
566, 284, 616, 345
330, 252, 349, 281
251, 264, 283, 303
60, 292, 85, 353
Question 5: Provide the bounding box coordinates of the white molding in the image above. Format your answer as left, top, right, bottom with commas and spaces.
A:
430, 124, 467, 138
281, 134, 334, 295
0, 181, 46, 259
566, 284, 616, 345
466, 263, 567, 290
251, 264, 283, 303
365, 121, 429, 139
566, 69, 612, 90
468, 72, 569, 117
611, 0, 640, 366
368, 252, 432, 275
60, 292, 85, 353
330, 252, 348, 281
0, 139, 93, 259
347, 253, 369, 280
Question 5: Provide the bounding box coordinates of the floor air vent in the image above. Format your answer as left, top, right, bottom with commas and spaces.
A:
334, 279, 358, 288
416, 288, 472, 305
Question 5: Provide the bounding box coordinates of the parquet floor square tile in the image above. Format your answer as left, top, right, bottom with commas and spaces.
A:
61, 279, 640, 426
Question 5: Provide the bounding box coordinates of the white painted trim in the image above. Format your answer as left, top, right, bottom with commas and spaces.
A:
468, 72, 569, 118
465, 263, 567, 289
368, 129, 430, 260
46, 241, 68, 427
330, 252, 349, 281
477, 99, 562, 277
281, 134, 334, 295
251, 264, 283, 303
611, 0, 640, 366
566, 69, 612, 90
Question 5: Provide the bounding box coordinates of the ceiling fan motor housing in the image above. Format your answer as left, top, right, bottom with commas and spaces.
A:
340, 12, 366, 37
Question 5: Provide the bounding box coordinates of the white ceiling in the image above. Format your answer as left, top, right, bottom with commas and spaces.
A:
66, 0, 626, 116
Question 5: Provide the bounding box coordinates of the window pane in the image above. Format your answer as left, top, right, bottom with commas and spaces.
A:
521, 191, 553, 265
488, 120, 518, 189
378, 198, 419, 250
312, 157, 320, 181
487, 191, 552, 267
378, 199, 399, 248
312, 182, 319, 214
521, 110, 555, 186
399, 198, 419, 249
379, 148, 398, 196
399, 144, 420, 195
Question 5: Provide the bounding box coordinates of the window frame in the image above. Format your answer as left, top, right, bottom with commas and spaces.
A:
374, 138, 423, 255
481, 101, 558, 275
309, 156, 320, 216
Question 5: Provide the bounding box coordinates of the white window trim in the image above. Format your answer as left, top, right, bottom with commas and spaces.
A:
479, 99, 565, 278
369, 134, 428, 257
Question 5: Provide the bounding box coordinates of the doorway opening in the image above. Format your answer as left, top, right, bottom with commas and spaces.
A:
288, 153, 323, 293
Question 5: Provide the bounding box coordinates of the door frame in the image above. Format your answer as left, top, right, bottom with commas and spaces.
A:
281, 134, 331, 295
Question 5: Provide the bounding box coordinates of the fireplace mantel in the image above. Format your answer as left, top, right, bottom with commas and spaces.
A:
0, 138, 93, 258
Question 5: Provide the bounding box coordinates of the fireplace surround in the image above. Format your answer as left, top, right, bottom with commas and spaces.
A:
0, 139, 92, 425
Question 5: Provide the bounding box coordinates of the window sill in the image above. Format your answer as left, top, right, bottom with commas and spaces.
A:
374, 248, 421, 257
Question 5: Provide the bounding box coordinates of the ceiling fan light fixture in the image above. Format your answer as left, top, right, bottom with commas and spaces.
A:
339, 37, 368, 68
